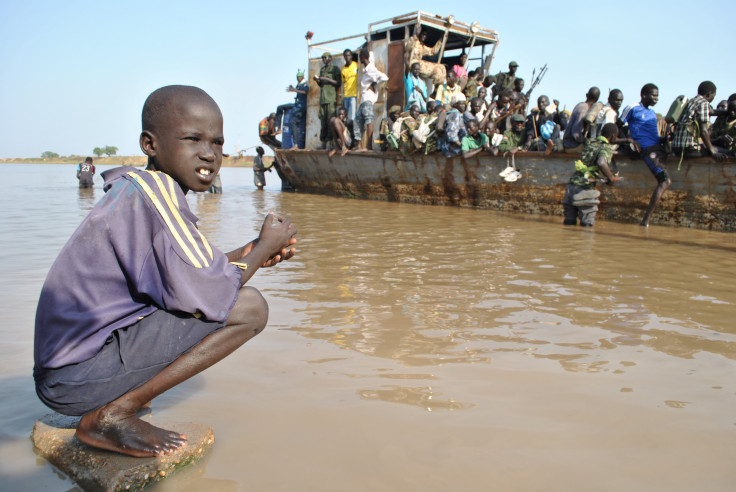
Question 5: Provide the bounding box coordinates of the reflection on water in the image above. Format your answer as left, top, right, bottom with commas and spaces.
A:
2, 163, 736, 490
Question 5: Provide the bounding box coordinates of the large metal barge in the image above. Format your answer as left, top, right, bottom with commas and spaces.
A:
275, 12, 736, 231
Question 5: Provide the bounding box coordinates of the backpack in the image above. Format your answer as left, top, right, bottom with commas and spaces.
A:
665, 95, 688, 124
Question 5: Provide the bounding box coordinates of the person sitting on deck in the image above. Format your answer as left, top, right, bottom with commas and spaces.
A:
523, 95, 563, 154
563, 87, 601, 153
314, 53, 341, 149
259, 112, 281, 149
404, 26, 446, 90
622, 83, 670, 227
398, 105, 422, 157
405, 62, 428, 113
33, 85, 298, 458
411, 101, 440, 155
328, 107, 355, 157
484, 121, 503, 156
379, 105, 402, 151
562, 123, 621, 227
438, 94, 469, 158
355, 48, 389, 151
498, 113, 527, 154
710, 96, 736, 155
671, 81, 728, 161
493, 61, 518, 98
434, 70, 463, 108
286, 70, 309, 149
461, 119, 492, 159
591, 89, 624, 139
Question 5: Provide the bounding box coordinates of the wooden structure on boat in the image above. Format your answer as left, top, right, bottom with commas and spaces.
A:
304, 11, 498, 149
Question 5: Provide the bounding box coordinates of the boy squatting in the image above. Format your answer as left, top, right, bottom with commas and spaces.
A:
34, 85, 298, 458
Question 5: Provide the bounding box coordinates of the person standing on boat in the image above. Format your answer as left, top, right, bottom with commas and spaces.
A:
563, 87, 600, 153
341, 50, 358, 121
355, 48, 388, 151
622, 83, 670, 227
671, 81, 727, 161
76, 157, 95, 188
562, 123, 621, 227
287, 70, 309, 149
493, 61, 518, 98
313, 53, 341, 149
405, 62, 428, 113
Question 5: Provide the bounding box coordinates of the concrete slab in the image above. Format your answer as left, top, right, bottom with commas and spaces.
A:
31, 413, 214, 492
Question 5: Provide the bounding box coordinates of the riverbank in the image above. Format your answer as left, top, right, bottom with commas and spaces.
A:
0, 155, 257, 167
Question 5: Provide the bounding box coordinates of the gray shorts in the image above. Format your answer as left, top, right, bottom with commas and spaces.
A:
34, 310, 225, 416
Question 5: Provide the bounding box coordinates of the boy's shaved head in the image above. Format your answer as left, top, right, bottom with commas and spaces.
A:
142, 85, 219, 133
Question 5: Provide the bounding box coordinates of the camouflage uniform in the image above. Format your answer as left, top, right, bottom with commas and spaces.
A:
562, 136, 615, 226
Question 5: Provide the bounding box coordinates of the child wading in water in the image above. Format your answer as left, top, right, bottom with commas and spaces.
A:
33, 85, 297, 457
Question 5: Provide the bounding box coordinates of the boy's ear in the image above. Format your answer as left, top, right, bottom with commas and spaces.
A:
140, 130, 157, 157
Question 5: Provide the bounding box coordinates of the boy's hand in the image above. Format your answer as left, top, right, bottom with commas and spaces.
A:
258, 213, 297, 259
238, 237, 297, 267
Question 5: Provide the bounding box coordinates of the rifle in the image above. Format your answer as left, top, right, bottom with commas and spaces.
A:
524, 64, 548, 100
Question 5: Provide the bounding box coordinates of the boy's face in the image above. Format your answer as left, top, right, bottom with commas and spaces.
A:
143, 96, 224, 194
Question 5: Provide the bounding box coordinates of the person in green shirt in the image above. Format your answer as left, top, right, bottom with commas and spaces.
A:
461, 119, 491, 158
313, 53, 341, 148
562, 123, 621, 227
498, 114, 526, 153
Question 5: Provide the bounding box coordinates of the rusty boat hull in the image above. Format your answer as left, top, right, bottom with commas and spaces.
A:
275, 149, 736, 231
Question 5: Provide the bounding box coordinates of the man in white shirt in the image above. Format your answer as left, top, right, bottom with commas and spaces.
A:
354, 48, 389, 151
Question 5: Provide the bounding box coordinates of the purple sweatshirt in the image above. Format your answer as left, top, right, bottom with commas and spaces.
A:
34, 167, 241, 369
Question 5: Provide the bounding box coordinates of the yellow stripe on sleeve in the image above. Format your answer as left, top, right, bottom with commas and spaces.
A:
146, 171, 210, 267
127, 171, 202, 268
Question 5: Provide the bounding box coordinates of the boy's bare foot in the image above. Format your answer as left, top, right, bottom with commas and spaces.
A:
76, 404, 187, 457
340, 147, 349, 156
328, 149, 337, 157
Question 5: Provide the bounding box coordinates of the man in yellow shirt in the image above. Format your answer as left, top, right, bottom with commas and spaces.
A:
341, 49, 358, 121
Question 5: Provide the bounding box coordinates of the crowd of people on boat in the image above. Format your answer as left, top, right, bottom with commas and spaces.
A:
260, 30, 735, 226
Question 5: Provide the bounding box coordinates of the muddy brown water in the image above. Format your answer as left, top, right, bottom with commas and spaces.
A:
1, 164, 735, 491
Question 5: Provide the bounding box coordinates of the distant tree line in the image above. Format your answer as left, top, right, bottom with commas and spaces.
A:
40, 146, 118, 159
93, 146, 118, 157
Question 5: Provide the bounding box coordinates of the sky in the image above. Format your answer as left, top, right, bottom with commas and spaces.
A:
1, 0, 734, 158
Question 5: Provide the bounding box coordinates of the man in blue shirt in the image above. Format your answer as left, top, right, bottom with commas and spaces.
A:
622, 83, 670, 227
287, 70, 309, 148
